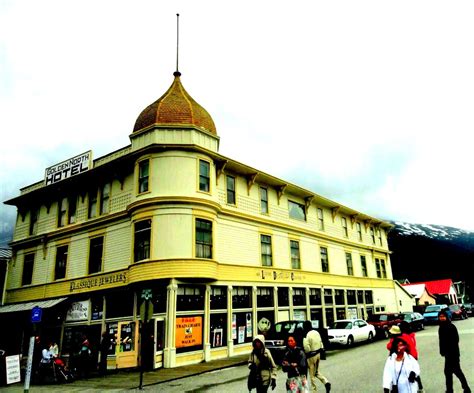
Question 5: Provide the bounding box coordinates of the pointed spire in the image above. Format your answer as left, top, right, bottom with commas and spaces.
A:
174, 13, 181, 77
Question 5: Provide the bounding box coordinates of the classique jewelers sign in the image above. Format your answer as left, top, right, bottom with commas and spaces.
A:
69, 272, 127, 292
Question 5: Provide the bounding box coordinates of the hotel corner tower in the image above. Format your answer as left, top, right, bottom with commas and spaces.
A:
2, 69, 411, 370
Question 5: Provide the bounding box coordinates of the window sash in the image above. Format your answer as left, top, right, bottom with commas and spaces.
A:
199, 160, 210, 192
317, 208, 324, 230
289, 201, 306, 221
29, 208, 39, 235
58, 197, 68, 227
290, 240, 300, 269
320, 247, 329, 272
138, 160, 149, 193
22, 253, 35, 286
260, 187, 268, 214
196, 219, 212, 259
226, 175, 236, 204
356, 222, 362, 241
261, 235, 272, 266
360, 255, 368, 277
68, 196, 77, 224
100, 183, 110, 215
346, 253, 353, 275
134, 220, 151, 261
342, 217, 348, 237
88, 191, 98, 219
55, 245, 68, 280
89, 237, 104, 274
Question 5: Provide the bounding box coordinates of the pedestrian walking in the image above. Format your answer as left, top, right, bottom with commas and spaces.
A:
302, 320, 331, 393
383, 337, 420, 393
386, 322, 423, 391
282, 335, 309, 393
247, 335, 277, 392
438, 310, 471, 393
78, 334, 92, 378
99, 331, 110, 376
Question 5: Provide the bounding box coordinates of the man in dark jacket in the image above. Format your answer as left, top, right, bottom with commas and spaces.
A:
438, 310, 471, 393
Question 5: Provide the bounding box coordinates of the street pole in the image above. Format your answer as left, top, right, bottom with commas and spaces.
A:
23, 335, 35, 393
138, 288, 152, 390
139, 297, 149, 390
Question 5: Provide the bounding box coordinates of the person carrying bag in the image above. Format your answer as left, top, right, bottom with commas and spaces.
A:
282, 335, 309, 393
248, 335, 277, 393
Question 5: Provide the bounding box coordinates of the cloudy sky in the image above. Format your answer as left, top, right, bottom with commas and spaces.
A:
1, 0, 473, 239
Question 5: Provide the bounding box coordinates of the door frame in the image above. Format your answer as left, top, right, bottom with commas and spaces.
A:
115, 320, 139, 369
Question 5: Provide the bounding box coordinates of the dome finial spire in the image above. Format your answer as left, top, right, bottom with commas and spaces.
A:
174, 13, 181, 77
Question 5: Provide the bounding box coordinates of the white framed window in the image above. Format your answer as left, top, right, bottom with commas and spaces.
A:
290, 240, 301, 269
260, 187, 268, 214
261, 234, 272, 266
317, 208, 324, 230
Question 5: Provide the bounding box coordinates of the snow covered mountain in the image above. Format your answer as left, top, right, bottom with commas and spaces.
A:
387, 222, 474, 300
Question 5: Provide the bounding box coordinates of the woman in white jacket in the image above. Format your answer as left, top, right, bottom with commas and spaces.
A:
383, 337, 420, 393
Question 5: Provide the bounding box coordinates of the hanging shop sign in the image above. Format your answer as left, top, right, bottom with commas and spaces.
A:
175, 316, 203, 348
44, 151, 92, 186
66, 300, 90, 321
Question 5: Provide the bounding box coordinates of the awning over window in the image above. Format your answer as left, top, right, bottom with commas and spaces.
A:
0, 297, 67, 313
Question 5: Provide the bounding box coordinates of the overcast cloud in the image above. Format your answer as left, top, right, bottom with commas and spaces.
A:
1, 0, 473, 240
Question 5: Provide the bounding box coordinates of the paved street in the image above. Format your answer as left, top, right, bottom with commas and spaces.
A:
2, 318, 473, 392
168, 318, 474, 392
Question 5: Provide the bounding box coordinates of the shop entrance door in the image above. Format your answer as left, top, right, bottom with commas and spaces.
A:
116, 321, 138, 369
154, 318, 165, 369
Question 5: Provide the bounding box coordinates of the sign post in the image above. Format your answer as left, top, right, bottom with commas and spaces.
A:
139, 289, 152, 390
24, 306, 42, 393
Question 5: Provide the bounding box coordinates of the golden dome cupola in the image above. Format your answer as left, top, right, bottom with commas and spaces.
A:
133, 71, 217, 136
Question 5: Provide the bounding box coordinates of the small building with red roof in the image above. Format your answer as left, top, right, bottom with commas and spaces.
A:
403, 279, 458, 305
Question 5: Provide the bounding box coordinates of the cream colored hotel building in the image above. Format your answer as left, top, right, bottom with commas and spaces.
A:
2, 70, 414, 370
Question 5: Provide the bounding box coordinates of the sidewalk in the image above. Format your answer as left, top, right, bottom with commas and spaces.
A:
3, 353, 249, 392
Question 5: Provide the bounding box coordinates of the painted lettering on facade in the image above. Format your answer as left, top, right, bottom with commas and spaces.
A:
44, 151, 92, 186
69, 272, 127, 292
258, 269, 304, 281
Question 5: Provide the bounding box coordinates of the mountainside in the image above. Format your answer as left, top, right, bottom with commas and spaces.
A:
388, 222, 474, 301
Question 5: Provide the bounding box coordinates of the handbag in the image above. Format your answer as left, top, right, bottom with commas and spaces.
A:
391, 359, 404, 393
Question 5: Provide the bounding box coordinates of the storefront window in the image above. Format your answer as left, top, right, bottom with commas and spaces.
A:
177, 286, 205, 311
324, 289, 333, 305
309, 288, 322, 305
310, 309, 323, 328
151, 286, 167, 314
347, 290, 356, 305
232, 287, 252, 309
91, 296, 103, 320
278, 287, 289, 307
210, 286, 227, 310
257, 287, 273, 308
292, 288, 306, 306
106, 291, 134, 318
365, 290, 373, 304
336, 307, 346, 320
357, 290, 364, 304
232, 312, 253, 345
210, 313, 227, 348
335, 289, 345, 305
325, 308, 334, 327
